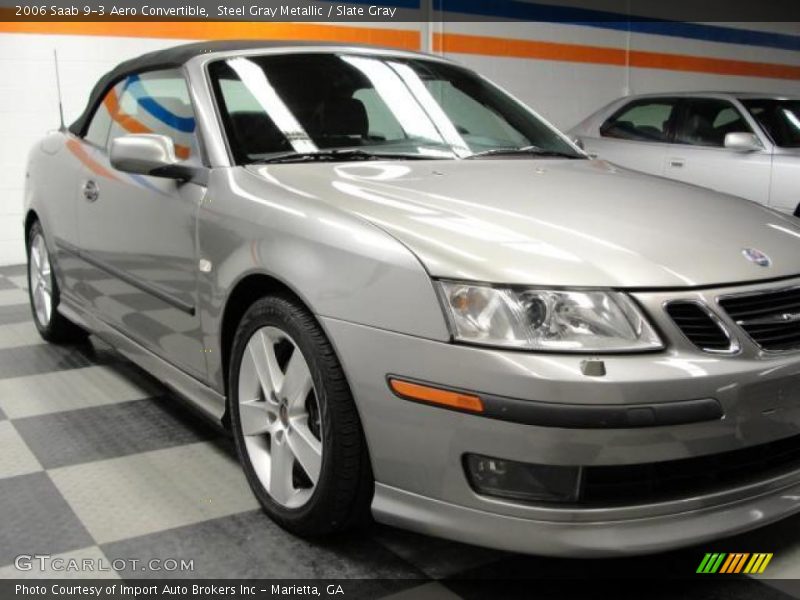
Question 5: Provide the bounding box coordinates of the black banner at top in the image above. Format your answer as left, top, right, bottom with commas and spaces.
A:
2, 0, 800, 22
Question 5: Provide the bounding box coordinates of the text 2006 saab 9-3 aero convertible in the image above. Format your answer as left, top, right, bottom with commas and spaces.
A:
24, 41, 800, 556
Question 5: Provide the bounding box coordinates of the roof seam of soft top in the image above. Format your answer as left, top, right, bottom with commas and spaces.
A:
68, 39, 423, 136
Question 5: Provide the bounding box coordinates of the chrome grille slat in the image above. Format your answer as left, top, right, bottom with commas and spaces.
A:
719, 285, 800, 352
665, 301, 735, 353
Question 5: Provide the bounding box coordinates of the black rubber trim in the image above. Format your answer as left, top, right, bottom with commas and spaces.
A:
387, 375, 723, 429
54, 237, 195, 316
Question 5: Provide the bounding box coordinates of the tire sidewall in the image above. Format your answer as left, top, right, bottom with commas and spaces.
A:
228, 296, 339, 527
26, 221, 58, 336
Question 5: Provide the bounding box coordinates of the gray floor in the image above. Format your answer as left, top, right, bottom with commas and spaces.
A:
0, 263, 799, 597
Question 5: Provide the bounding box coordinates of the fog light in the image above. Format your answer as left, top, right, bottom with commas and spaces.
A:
464, 454, 582, 503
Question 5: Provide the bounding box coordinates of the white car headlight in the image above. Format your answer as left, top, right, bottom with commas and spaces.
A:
437, 281, 663, 352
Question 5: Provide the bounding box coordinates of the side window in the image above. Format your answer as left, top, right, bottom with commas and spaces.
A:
94, 69, 198, 162
84, 103, 112, 148
600, 99, 678, 143
675, 99, 752, 147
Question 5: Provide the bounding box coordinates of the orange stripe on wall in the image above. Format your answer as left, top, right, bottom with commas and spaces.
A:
0, 21, 420, 49
434, 32, 800, 80
629, 49, 800, 80
103, 90, 191, 159
65, 138, 120, 180
434, 32, 626, 66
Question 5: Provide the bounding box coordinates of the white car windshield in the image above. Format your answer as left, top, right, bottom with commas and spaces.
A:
742, 98, 800, 148
208, 53, 583, 162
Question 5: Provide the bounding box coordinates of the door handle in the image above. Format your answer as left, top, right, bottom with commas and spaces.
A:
669, 158, 685, 168
82, 180, 99, 202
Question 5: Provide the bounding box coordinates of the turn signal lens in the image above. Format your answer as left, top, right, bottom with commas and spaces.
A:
388, 378, 484, 413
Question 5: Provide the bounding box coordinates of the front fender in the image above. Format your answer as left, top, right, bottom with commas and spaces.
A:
198, 167, 450, 392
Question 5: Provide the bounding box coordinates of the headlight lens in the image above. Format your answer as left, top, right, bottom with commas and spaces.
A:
438, 281, 662, 352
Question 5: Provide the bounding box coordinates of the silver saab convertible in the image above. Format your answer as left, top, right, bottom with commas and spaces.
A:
24, 41, 800, 557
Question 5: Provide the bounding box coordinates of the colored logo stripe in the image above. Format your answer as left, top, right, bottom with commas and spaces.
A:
697, 553, 773, 574
720, 553, 749, 573
102, 89, 191, 159
697, 553, 726, 573
744, 553, 773, 574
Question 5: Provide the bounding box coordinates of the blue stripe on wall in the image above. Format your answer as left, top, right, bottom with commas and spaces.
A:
433, 0, 800, 52
125, 75, 196, 133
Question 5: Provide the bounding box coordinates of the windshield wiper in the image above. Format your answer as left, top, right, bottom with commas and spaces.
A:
466, 145, 583, 160
251, 148, 451, 164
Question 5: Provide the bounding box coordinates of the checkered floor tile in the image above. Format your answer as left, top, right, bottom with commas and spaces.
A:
0, 265, 797, 597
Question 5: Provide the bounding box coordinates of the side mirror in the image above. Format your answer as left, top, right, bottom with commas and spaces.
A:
110, 134, 178, 174
110, 134, 200, 182
724, 132, 762, 152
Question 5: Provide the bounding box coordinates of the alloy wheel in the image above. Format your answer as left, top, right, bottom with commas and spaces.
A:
237, 326, 322, 509
29, 232, 52, 327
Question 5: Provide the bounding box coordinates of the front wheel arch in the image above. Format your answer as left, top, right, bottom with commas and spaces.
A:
227, 293, 374, 535
24, 209, 40, 247
219, 273, 306, 401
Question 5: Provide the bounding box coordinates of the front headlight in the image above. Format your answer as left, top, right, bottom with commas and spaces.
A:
437, 281, 663, 352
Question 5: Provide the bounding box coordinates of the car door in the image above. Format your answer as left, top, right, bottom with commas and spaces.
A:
73, 69, 208, 379
768, 150, 800, 214
742, 98, 800, 214
581, 97, 679, 176
663, 98, 772, 205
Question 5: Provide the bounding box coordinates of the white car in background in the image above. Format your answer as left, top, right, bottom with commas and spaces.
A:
570, 92, 800, 215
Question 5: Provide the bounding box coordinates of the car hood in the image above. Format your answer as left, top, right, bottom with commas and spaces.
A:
244, 159, 800, 288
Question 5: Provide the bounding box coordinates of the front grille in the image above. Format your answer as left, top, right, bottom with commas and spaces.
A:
665, 300, 733, 352
580, 433, 800, 505
720, 286, 800, 352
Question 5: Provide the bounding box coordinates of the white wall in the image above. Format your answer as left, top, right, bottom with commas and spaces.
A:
0, 20, 798, 265
0, 33, 194, 265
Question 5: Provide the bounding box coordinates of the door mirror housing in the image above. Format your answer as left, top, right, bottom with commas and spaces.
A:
109, 134, 203, 182
110, 134, 179, 174
724, 132, 762, 152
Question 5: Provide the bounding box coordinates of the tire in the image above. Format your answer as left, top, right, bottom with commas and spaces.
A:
228, 294, 373, 536
26, 220, 88, 344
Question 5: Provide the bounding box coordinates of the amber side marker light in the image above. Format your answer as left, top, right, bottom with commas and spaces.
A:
388, 378, 484, 413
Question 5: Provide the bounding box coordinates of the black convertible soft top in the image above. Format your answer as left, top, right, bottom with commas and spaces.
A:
68, 39, 410, 136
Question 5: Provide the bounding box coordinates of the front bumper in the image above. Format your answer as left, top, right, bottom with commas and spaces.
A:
373, 477, 800, 557
320, 279, 800, 556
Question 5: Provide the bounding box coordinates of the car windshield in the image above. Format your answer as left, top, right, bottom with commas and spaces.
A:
208, 53, 583, 163
741, 98, 800, 148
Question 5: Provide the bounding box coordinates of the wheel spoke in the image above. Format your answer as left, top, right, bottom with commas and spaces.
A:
247, 330, 282, 395
268, 434, 294, 504
42, 287, 52, 321
286, 421, 322, 482
31, 243, 41, 272
281, 350, 313, 411
37, 237, 47, 273
239, 399, 274, 436
238, 325, 323, 509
